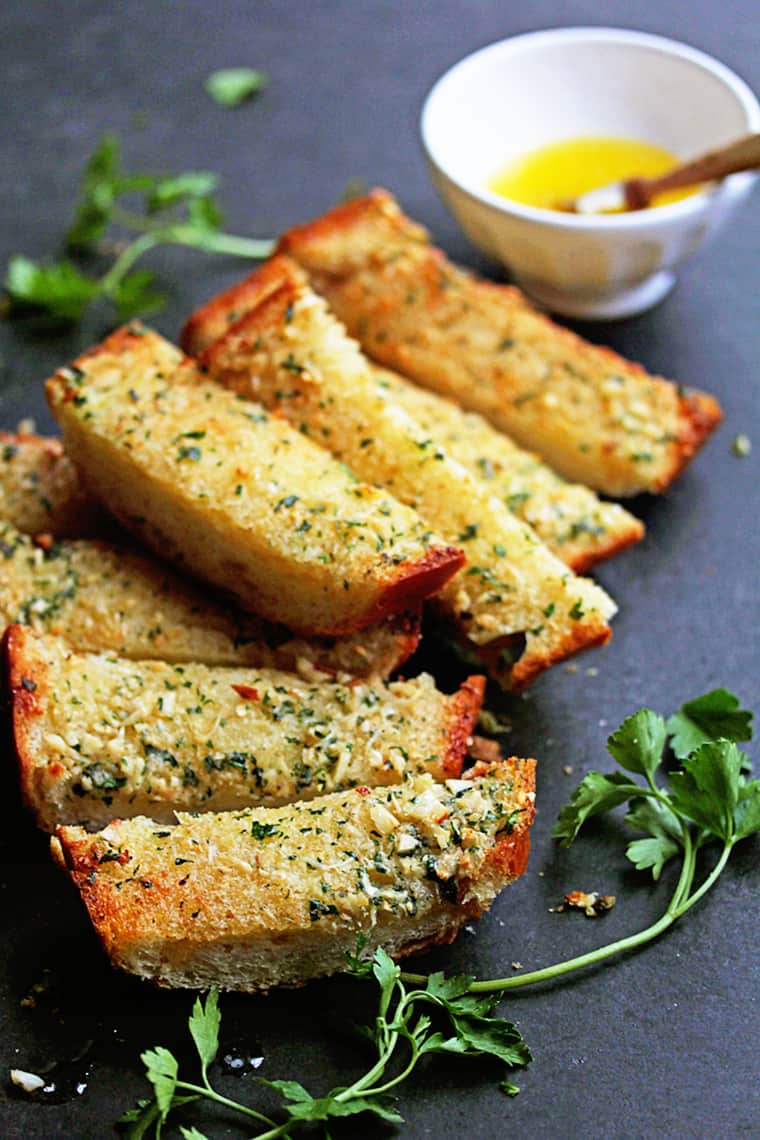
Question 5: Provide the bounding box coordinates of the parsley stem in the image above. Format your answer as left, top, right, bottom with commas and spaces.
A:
400, 830, 712, 994
246, 1124, 295, 1140
100, 231, 163, 295
672, 840, 732, 918
174, 1079, 276, 1127
333, 1024, 400, 1102
99, 225, 274, 304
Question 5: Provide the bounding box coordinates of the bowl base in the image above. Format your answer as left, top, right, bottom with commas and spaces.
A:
518, 270, 676, 321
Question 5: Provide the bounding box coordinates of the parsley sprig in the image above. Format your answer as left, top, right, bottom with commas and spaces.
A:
404, 688, 756, 994
122, 689, 757, 1136
121, 952, 530, 1137
4, 135, 274, 324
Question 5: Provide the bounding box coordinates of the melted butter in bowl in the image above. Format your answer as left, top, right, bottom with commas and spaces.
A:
488, 136, 701, 212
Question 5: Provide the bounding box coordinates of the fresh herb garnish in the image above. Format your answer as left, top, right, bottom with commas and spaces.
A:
4, 135, 274, 325
121, 689, 757, 1136
121, 950, 530, 1137
205, 67, 269, 107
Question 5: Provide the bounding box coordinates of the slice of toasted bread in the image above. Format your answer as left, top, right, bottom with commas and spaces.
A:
277, 190, 722, 497
46, 325, 463, 637
8, 624, 483, 831
0, 431, 103, 539
0, 518, 420, 678
53, 757, 535, 991
191, 258, 616, 690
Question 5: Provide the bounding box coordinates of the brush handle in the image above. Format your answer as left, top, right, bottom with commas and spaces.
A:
625, 133, 760, 208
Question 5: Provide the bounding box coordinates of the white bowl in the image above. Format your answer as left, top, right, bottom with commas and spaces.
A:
421, 28, 760, 319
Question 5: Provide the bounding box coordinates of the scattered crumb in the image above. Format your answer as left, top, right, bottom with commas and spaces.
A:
10, 1069, 45, 1094
511, 961, 522, 970
731, 434, 751, 458
16, 417, 36, 435
585, 666, 598, 677
468, 735, 502, 764
537, 870, 545, 877
554, 890, 617, 917
563, 765, 574, 776
20, 969, 54, 1009
464, 924, 476, 935
565, 663, 578, 674
597, 719, 608, 728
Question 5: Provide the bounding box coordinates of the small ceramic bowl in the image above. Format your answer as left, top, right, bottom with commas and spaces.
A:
420, 28, 760, 320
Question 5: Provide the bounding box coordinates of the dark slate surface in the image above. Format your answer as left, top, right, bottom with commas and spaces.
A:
1, 2, 758, 1138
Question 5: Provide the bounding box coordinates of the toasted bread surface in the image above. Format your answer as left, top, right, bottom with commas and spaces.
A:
0, 432, 102, 538
0, 518, 420, 677
195, 259, 616, 689
55, 758, 535, 991
278, 190, 722, 496
47, 325, 463, 636
371, 369, 644, 572
8, 624, 483, 830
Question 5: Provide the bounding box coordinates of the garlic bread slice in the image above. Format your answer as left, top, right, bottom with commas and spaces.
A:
46, 325, 463, 637
8, 624, 482, 830
371, 369, 644, 573
0, 519, 420, 679
53, 757, 535, 992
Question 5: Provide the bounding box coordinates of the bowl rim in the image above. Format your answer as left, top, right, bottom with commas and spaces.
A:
420, 26, 760, 231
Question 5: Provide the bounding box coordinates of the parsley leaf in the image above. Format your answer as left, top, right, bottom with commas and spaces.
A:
372, 946, 400, 1019
607, 709, 666, 780
140, 1046, 178, 1122
667, 739, 746, 841
112, 269, 166, 321
735, 779, 760, 840
188, 989, 220, 1076
624, 798, 682, 879
65, 133, 121, 249
553, 770, 643, 845
146, 172, 219, 213
434, 1012, 531, 1066
5, 256, 99, 321
205, 67, 269, 107
667, 688, 753, 760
